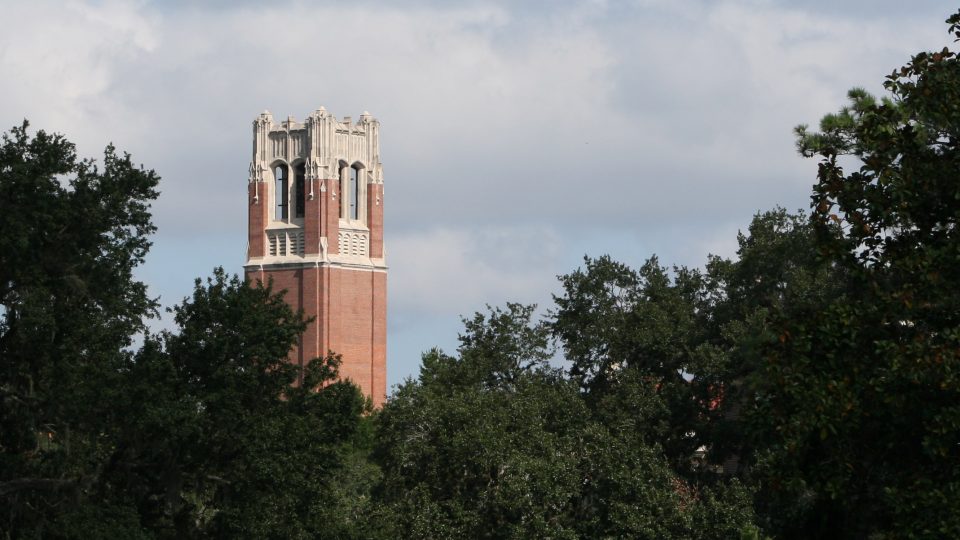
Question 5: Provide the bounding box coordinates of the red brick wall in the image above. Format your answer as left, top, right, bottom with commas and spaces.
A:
371, 270, 387, 406
367, 183, 384, 259
259, 267, 306, 372
248, 182, 268, 258
304, 178, 321, 256
248, 264, 387, 408
321, 266, 386, 407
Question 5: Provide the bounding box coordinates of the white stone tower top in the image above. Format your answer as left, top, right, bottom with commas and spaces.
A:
244, 107, 386, 267
248, 107, 383, 187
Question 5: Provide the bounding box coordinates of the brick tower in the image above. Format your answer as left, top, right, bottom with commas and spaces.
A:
244, 107, 387, 407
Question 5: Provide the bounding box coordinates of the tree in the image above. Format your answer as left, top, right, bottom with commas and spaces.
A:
746, 11, 960, 538
374, 303, 757, 539
698, 209, 843, 470
551, 255, 722, 473
0, 122, 159, 536
0, 123, 368, 538
115, 270, 367, 538
374, 304, 586, 538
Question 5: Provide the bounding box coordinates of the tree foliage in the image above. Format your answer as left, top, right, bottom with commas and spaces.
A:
0, 121, 159, 536
0, 124, 365, 538
117, 270, 366, 538
751, 11, 960, 538
373, 303, 757, 539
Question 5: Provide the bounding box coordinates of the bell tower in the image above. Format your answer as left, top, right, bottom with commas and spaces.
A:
244, 107, 387, 407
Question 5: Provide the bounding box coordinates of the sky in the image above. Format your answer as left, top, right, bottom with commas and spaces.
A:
0, 0, 954, 391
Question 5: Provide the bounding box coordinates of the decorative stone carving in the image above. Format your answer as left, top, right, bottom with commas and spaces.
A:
266, 229, 305, 257
338, 229, 369, 257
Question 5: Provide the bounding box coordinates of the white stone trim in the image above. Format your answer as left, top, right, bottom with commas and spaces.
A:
243, 259, 388, 273
250, 107, 382, 180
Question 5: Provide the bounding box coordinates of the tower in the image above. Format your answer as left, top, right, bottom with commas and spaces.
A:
244, 107, 387, 407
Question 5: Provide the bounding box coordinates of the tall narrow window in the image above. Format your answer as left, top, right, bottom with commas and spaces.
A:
294, 163, 306, 218
274, 165, 288, 220
349, 166, 359, 220
339, 164, 346, 219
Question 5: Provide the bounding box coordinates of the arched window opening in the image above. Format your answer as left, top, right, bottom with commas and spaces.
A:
349, 166, 360, 220
294, 163, 306, 218
274, 164, 288, 220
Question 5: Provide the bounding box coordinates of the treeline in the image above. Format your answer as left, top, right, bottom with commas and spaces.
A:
4, 10, 960, 540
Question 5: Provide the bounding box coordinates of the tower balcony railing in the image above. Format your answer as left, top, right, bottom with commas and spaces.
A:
266, 227, 305, 257
338, 227, 369, 257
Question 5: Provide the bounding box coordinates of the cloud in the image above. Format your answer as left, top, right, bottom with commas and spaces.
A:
0, 0, 158, 154
390, 225, 563, 317
0, 0, 952, 386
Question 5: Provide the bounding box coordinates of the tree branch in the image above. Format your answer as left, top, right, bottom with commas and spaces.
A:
0, 477, 77, 497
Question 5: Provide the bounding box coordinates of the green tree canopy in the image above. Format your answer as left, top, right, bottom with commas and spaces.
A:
0, 124, 367, 538
120, 270, 366, 538
745, 10, 960, 538
0, 121, 159, 535
373, 303, 756, 539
